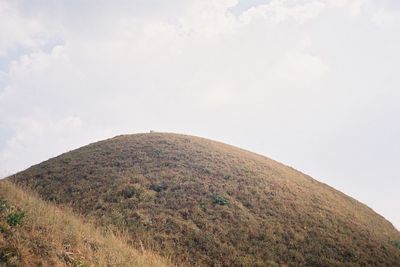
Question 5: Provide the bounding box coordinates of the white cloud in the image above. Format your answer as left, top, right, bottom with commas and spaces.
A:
240, 0, 327, 24
0, 1, 45, 57
0, 112, 84, 172
276, 52, 328, 82
370, 6, 400, 27
328, 0, 364, 15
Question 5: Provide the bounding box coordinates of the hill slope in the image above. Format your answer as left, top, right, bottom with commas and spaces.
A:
10, 133, 400, 266
0, 181, 169, 267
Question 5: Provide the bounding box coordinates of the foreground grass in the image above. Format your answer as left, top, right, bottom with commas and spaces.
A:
0, 181, 170, 267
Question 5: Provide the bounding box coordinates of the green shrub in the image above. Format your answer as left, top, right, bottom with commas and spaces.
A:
390, 240, 400, 250
212, 195, 229, 206
7, 211, 25, 227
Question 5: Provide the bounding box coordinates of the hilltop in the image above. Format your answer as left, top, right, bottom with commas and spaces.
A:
9, 133, 400, 266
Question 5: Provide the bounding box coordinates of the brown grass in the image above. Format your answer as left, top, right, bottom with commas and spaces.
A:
9, 132, 400, 266
0, 181, 171, 267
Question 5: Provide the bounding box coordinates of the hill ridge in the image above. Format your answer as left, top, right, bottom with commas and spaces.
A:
9, 132, 400, 266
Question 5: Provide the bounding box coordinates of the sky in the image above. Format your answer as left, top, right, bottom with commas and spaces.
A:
0, 0, 399, 228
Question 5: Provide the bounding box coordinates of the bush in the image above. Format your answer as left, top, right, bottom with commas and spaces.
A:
62, 156, 72, 164
212, 195, 229, 206
121, 184, 150, 199
224, 175, 233, 181
150, 182, 168, 193
7, 211, 25, 227
121, 186, 136, 198
390, 240, 400, 250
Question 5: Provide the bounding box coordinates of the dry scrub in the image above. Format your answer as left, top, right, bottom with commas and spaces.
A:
0, 181, 170, 267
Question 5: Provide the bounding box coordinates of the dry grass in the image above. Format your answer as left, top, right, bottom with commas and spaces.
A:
0, 181, 171, 267
10, 132, 400, 266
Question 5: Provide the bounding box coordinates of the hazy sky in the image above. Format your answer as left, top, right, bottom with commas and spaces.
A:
0, 0, 399, 228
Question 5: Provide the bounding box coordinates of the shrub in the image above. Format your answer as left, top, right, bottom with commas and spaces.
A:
121, 186, 136, 198
150, 182, 168, 193
224, 175, 233, 181
390, 240, 400, 250
212, 195, 229, 206
7, 211, 25, 227
62, 156, 72, 164
120, 184, 151, 200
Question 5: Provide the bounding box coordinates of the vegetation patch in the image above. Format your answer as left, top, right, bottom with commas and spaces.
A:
0, 199, 8, 212
62, 156, 72, 164
390, 240, 400, 250
224, 174, 233, 180
6, 211, 25, 227
212, 194, 229, 206
0, 198, 24, 228
0, 221, 9, 233
121, 185, 137, 198
150, 182, 168, 193
0, 181, 170, 267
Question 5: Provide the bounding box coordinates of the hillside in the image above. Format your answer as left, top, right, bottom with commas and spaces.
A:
9, 133, 400, 266
0, 181, 169, 266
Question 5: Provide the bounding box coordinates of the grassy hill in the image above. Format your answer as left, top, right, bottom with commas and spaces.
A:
0, 181, 169, 266
9, 133, 400, 266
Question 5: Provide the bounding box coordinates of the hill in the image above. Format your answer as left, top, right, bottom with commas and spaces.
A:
0, 181, 169, 266
9, 133, 400, 266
